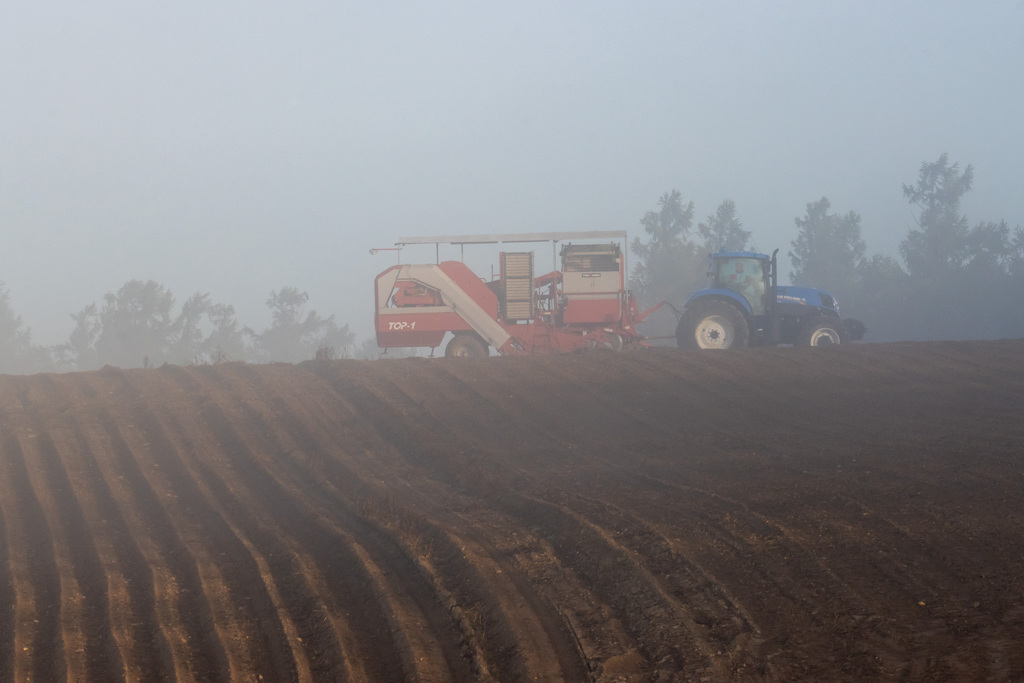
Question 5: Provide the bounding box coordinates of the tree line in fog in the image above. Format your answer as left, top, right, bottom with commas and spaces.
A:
2, 152, 1021, 374
631, 153, 1024, 342
0, 283, 355, 374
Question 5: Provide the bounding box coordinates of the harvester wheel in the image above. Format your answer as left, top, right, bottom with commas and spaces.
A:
678, 302, 749, 350
602, 332, 624, 351
799, 318, 843, 346
445, 334, 488, 358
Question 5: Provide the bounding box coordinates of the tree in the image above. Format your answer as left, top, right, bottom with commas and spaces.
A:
852, 254, 911, 341
61, 281, 251, 369
250, 287, 354, 362
697, 200, 751, 253
170, 292, 208, 365
0, 283, 52, 374
203, 301, 248, 362
900, 153, 973, 280
1009, 226, 1024, 338
167, 293, 248, 364
62, 280, 177, 369
789, 197, 865, 299
964, 220, 1016, 274
58, 304, 101, 370
93, 280, 176, 368
896, 155, 1024, 340
1012, 225, 1024, 278
629, 190, 704, 309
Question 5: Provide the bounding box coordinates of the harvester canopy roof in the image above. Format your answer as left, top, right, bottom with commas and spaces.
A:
395, 231, 627, 245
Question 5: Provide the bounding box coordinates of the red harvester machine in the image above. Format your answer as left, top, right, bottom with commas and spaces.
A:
374, 231, 664, 357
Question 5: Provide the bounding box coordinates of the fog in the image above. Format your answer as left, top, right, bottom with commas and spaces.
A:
2, 1, 1022, 350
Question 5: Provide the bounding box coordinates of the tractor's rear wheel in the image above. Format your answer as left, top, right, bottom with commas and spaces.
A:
677, 302, 750, 350
445, 334, 488, 358
799, 318, 843, 346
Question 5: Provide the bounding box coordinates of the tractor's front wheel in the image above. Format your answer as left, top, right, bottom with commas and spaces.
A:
799, 318, 843, 346
677, 302, 750, 350
445, 334, 488, 358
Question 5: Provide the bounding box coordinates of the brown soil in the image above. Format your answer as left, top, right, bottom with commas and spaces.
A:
1, 340, 1023, 681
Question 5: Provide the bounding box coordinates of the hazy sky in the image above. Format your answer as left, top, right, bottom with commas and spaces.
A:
3, 1, 1022, 346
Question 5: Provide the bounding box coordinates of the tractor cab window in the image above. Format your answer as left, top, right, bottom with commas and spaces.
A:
715, 257, 768, 315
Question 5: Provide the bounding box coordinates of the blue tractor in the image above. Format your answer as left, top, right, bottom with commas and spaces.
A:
676, 250, 866, 349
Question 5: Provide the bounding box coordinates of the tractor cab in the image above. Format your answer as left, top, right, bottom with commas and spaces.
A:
707, 251, 776, 316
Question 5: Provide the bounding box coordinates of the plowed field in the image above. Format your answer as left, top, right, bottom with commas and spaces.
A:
1, 340, 1023, 682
